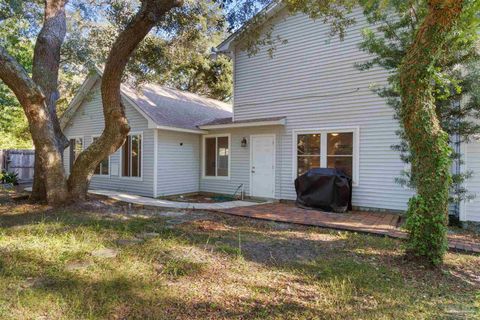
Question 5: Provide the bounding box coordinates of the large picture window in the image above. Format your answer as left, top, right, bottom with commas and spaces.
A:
122, 134, 142, 178
92, 137, 109, 176
295, 129, 357, 183
69, 137, 83, 172
204, 135, 230, 178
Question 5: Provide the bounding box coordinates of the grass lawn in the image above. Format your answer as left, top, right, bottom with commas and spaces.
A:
0, 189, 478, 319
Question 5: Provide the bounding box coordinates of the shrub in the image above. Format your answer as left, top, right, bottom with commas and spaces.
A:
1, 170, 19, 185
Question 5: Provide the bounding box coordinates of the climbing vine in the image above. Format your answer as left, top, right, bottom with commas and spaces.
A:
398, 0, 477, 265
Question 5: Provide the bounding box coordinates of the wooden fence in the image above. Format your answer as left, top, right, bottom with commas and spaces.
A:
0, 149, 35, 183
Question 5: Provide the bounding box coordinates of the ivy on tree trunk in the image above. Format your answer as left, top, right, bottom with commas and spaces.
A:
399, 0, 463, 265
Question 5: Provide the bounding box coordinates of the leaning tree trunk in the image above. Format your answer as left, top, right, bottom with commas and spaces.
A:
399, 0, 463, 265
0, 47, 69, 206
67, 0, 183, 199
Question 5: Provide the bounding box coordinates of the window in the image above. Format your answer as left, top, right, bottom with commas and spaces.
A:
69, 137, 83, 171
92, 137, 109, 176
327, 132, 353, 177
122, 134, 142, 178
297, 134, 321, 176
295, 129, 357, 183
204, 135, 230, 177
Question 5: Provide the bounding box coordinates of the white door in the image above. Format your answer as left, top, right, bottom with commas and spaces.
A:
251, 135, 275, 198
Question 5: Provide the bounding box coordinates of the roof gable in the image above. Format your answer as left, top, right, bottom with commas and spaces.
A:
61, 69, 232, 134
216, 1, 285, 53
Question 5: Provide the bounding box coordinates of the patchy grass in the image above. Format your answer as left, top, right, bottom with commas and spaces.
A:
0, 190, 478, 319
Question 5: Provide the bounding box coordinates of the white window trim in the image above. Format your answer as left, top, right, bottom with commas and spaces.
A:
91, 135, 111, 178
292, 127, 360, 186
120, 131, 144, 181
202, 133, 231, 180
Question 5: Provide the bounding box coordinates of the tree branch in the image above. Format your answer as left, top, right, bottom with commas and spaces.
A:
68, 0, 183, 198
32, 0, 69, 151
0, 46, 44, 107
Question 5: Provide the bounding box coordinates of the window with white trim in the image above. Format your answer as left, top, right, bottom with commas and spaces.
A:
92, 137, 109, 176
69, 137, 83, 172
204, 135, 229, 177
122, 134, 142, 177
296, 130, 356, 180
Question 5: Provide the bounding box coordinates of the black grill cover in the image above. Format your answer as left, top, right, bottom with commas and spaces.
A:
295, 168, 352, 213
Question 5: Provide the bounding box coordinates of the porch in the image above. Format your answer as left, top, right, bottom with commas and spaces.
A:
214, 203, 480, 254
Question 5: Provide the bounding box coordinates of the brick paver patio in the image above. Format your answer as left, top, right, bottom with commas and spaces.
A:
215, 203, 480, 254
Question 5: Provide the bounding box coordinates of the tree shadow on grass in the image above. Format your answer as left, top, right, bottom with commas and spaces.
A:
0, 194, 478, 319
0, 246, 335, 319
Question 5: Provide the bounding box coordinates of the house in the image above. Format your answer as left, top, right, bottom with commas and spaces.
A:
60, 73, 232, 198
61, 2, 480, 226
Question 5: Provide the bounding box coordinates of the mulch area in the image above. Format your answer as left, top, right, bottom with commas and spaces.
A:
214, 203, 480, 254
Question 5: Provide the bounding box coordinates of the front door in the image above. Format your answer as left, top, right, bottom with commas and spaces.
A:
251, 135, 275, 198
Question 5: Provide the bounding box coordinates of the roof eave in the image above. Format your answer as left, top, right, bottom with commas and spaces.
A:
154, 125, 208, 134
198, 118, 286, 130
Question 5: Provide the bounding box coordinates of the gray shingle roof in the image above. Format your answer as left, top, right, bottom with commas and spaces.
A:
121, 83, 232, 131
200, 116, 286, 126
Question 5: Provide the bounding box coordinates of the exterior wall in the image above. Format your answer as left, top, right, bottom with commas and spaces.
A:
462, 140, 480, 222
200, 126, 284, 198
156, 129, 201, 197
231, 8, 412, 211
63, 82, 155, 197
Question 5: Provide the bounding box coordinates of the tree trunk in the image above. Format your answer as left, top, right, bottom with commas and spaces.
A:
0, 46, 69, 206
30, 150, 47, 202
399, 0, 463, 264
29, 0, 69, 202
68, 0, 183, 199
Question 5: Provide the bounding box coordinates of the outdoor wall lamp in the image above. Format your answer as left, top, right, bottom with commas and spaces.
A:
241, 137, 247, 148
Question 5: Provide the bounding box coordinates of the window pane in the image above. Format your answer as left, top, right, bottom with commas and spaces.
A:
131, 135, 140, 177
297, 134, 320, 155
205, 137, 216, 176
297, 156, 320, 176
217, 136, 229, 176
327, 133, 353, 155
327, 156, 353, 177
100, 158, 109, 175
122, 136, 131, 176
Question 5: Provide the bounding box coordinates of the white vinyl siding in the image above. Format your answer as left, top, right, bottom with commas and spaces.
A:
200, 126, 283, 198
231, 8, 412, 211
462, 140, 480, 222
156, 130, 200, 197
63, 81, 155, 197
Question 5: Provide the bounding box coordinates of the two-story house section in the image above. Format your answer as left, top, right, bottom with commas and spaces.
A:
63, 2, 480, 225
198, 3, 412, 213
